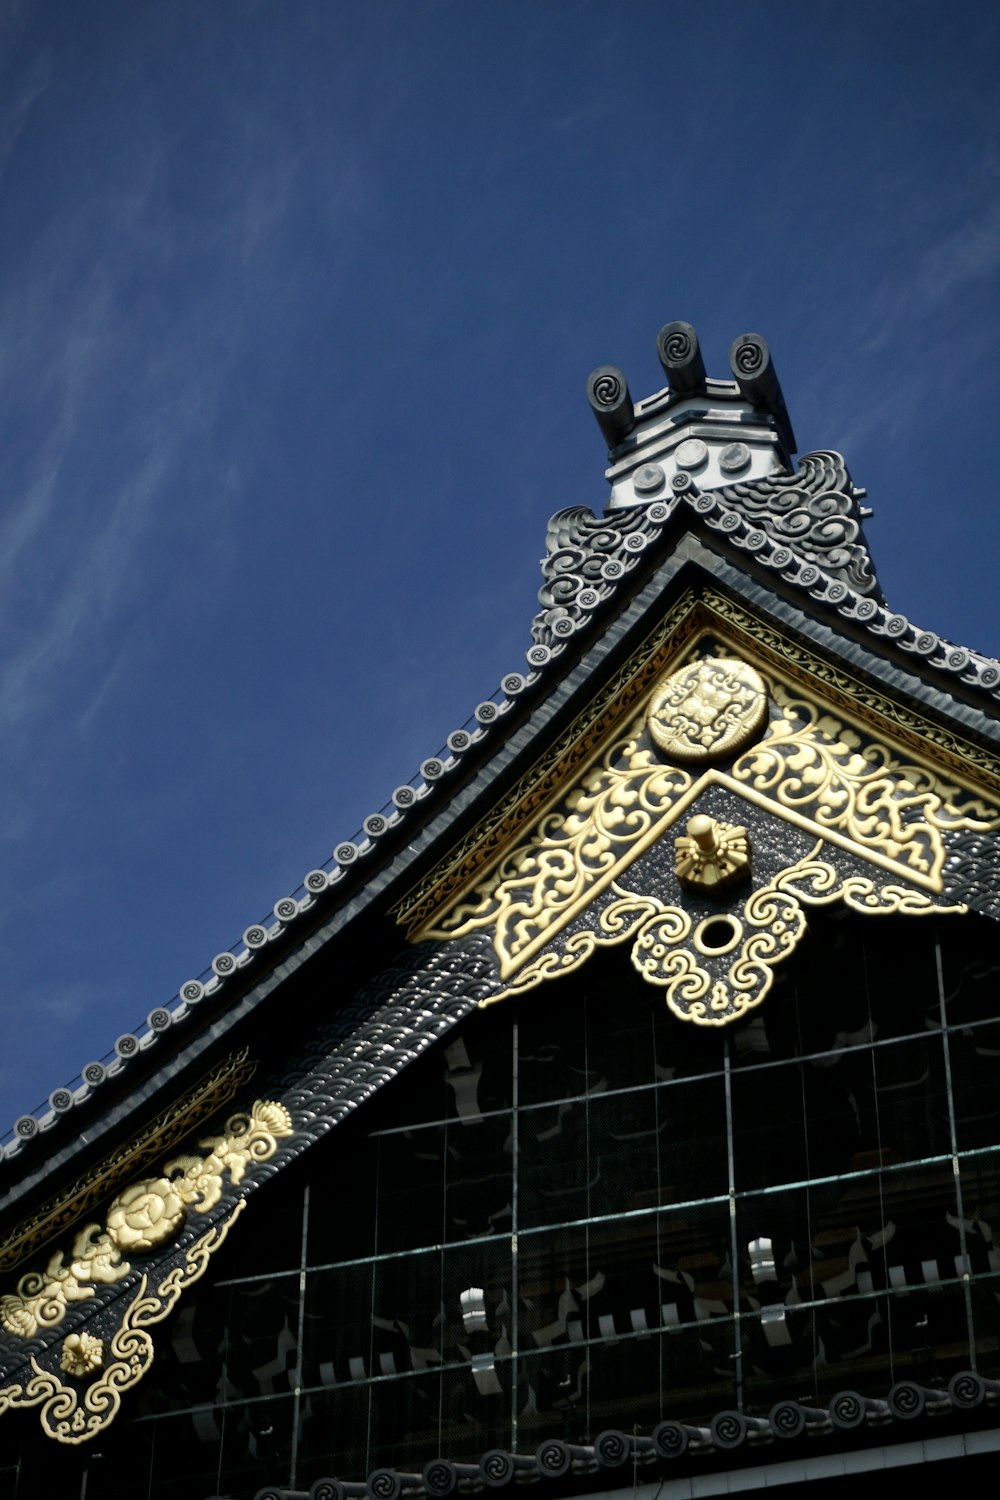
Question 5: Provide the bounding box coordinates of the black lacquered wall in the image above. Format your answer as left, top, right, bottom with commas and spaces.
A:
5, 909, 999, 1499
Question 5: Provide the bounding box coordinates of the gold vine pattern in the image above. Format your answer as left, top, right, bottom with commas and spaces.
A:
732, 685, 999, 879
0, 1049, 257, 1278
0, 1099, 292, 1341
0, 1208, 244, 1444
427, 671, 999, 984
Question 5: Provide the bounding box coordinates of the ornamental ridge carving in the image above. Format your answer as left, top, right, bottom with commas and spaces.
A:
711, 449, 878, 596
426, 658, 1000, 1016
0, 1099, 293, 1342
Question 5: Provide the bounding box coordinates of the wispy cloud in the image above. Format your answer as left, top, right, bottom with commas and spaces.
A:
0, 46, 49, 188
0, 138, 331, 753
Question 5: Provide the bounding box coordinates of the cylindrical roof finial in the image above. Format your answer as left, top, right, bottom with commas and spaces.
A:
728, 333, 780, 410
586, 365, 635, 449
657, 321, 706, 394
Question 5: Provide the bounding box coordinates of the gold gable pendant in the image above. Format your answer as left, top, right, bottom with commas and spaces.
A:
418, 646, 1000, 1025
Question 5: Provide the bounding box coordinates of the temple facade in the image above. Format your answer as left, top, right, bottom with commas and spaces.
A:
1, 323, 999, 1500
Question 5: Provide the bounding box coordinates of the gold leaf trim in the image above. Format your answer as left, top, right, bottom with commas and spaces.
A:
0, 1049, 258, 1276
0, 1204, 245, 1444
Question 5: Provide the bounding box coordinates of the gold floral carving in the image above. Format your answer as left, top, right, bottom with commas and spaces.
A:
675, 816, 749, 890
0, 1048, 257, 1277
0, 1207, 244, 1444
731, 685, 998, 879
648, 657, 767, 761
478, 883, 664, 1002
424, 669, 998, 992
392, 590, 704, 935
424, 728, 694, 979
0, 1100, 293, 1341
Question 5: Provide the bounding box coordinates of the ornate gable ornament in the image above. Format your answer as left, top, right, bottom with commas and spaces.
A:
414, 620, 1000, 1024
400, 324, 1000, 1017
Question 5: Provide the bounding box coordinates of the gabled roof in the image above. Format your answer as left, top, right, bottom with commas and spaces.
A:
5, 362, 1000, 1162
2, 323, 999, 1451
3, 322, 1000, 1173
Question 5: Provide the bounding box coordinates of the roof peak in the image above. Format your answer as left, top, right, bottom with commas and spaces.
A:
587, 323, 797, 505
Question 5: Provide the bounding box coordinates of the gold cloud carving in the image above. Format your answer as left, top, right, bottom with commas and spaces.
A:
500, 850, 965, 1024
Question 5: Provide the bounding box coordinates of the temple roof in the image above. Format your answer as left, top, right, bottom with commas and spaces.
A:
3, 327, 1000, 1470
2, 324, 999, 1165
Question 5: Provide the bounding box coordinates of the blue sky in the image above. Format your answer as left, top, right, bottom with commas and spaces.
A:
0, 0, 998, 1127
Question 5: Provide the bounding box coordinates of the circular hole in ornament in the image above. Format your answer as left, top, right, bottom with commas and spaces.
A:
697, 915, 741, 955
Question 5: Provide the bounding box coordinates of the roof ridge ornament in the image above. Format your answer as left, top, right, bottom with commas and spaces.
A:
589, 321, 797, 499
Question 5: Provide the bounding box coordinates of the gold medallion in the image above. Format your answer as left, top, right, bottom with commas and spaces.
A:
647, 656, 767, 762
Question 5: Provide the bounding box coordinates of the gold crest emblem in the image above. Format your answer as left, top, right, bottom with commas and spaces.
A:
647, 656, 767, 762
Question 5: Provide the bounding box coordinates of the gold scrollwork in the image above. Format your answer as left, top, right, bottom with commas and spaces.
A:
480, 883, 663, 1002
0, 1100, 293, 1341
398, 588, 1000, 942
732, 685, 998, 879
427, 733, 693, 979
393, 591, 704, 935
632, 881, 807, 1024
482, 844, 968, 1025
0, 1207, 244, 1444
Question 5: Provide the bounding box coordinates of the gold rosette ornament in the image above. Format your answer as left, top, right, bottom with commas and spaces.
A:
0, 1099, 293, 1344
106, 1179, 186, 1253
